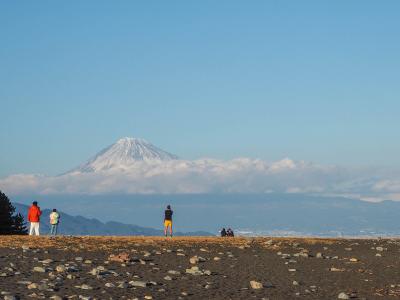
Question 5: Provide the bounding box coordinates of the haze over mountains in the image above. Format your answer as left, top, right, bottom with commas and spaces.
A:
11, 194, 400, 237
12, 202, 212, 236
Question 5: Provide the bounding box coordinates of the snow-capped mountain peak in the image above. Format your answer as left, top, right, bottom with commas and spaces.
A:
69, 137, 178, 173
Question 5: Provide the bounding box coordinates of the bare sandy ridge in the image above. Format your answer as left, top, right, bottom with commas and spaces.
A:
0, 236, 347, 250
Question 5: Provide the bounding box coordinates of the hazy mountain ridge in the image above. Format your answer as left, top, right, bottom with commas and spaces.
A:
13, 202, 213, 236
12, 194, 400, 237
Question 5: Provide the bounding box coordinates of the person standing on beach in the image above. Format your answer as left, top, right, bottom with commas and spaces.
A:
27, 201, 42, 236
49, 209, 60, 236
164, 205, 173, 237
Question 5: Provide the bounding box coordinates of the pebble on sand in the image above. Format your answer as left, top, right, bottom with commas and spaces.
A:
250, 280, 263, 289
338, 292, 350, 299
129, 280, 148, 288
32, 266, 46, 273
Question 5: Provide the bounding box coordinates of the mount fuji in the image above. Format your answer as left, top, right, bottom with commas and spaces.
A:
68, 137, 178, 173
3, 136, 395, 201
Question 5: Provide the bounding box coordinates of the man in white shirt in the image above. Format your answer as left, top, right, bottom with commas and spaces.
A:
49, 209, 60, 236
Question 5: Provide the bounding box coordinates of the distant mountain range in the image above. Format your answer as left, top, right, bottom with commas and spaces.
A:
11, 193, 400, 237
13, 202, 213, 236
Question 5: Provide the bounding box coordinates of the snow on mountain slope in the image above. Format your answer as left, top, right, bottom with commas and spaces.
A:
5, 136, 382, 198
68, 137, 178, 173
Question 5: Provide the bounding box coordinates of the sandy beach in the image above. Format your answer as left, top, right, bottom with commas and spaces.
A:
0, 236, 399, 299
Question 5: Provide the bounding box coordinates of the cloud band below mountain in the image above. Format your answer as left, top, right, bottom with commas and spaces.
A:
1, 158, 400, 201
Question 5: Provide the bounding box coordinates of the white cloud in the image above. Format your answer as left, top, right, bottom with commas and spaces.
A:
1, 158, 399, 201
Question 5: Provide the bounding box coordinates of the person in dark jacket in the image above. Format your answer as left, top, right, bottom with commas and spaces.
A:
164, 205, 173, 237
221, 228, 227, 237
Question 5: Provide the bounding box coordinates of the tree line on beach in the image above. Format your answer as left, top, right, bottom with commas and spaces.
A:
0, 190, 27, 235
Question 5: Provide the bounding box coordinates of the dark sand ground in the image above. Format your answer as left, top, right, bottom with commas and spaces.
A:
0, 236, 400, 299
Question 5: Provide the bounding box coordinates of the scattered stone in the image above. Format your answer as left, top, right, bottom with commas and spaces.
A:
338, 292, 350, 299
189, 256, 198, 264
27, 283, 39, 289
41, 259, 53, 264
76, 284, 93, 290
109, 252, 131, 263
118, 282, 129, 288
250, 280, 263, 289
349, 258, 358, 262
129, 280, 148, 288
55, 265, 66, 272
186, 266, 204, 276
213, 257, 221, 261
33, 266, 46, 273
67, 266, 79, 272
164, 275, 173, 281
189, 256, 206, 264
330, 267, 345, 272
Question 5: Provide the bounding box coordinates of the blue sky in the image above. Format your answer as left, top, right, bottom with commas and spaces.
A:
1, 1, 399, 177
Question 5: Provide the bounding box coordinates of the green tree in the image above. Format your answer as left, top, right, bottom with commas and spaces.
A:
13, 212, 28, 235
0, 190, 28, 235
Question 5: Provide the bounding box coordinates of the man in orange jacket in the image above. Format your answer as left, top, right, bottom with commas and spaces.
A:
28, 201, 42, 236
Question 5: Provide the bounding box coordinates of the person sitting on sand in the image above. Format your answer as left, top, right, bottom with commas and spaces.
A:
164, 205, 173, 237
221, 228, 227, 237
227, 228, 234, 237
49, 209, 60, 236
28, 201, 42, 236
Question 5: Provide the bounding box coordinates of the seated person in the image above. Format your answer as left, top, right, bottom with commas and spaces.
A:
221, 228, 227, 237
227, 228, 234, 237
